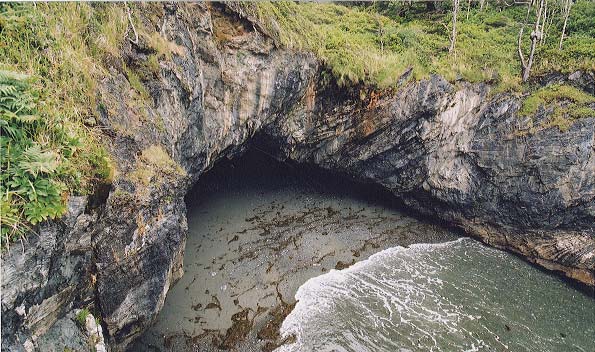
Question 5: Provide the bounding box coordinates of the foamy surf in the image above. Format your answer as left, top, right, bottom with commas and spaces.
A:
276, 238, 595, 352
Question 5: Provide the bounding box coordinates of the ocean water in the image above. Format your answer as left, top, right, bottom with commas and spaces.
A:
277, 238, 595, 352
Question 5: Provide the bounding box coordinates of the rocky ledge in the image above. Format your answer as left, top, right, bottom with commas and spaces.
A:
2, 3, 593, 351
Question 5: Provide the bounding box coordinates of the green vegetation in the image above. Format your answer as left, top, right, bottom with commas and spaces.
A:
75, 307, 90, 326
520, 84, 595, 131
252, 1, 595, 90
252, 1, 594, 131
0, 71, 111, 247
533, 0, 595, 75
0, 3, 117, 247
143, 31, 185, 61
139, 145, 185, 175
1, 72, 66, 240
0, 3, 183, 247
130, 145, 186, 187
520, 84, 595, 115
123, 63, 150, 101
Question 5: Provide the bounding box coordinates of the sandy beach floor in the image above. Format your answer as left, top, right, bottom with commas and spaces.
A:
130, 151, 460, 351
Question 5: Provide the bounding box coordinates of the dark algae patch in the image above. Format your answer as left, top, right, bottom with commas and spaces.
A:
219, 309, 253, 349
258, 302, 298, 352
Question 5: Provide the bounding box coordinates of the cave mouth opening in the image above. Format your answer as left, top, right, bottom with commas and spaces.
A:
131, 145, 464, 351
183, 146, 407, 214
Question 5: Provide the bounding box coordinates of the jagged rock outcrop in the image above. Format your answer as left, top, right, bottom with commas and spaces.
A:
90, 3, 316, 349
1, 197, 97, 350
2, 4, 316, 350
1, 3, 593, 351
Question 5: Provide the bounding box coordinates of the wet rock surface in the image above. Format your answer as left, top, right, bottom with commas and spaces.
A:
2, 3, 594, 351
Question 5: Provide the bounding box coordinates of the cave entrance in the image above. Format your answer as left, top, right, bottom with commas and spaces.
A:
130, 147, 460, 351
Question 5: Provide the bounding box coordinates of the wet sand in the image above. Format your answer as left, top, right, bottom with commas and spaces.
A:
130, 151, 460, 351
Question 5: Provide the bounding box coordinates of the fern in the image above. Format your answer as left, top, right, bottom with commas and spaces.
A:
0, 4, 114, 248
19, 145, 60, 177
0, 71, 68, 246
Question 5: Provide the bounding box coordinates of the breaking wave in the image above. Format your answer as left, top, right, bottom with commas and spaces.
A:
277, 238, 595, 352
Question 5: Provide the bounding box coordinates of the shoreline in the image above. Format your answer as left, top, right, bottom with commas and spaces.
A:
129, 158, 461, 351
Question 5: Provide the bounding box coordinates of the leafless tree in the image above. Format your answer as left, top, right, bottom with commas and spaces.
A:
124, 2, 139, 45
540, 0, 547, 45
377, 16, 386, 52
449, 0, 461, 53
559, 0, 572, 49
518, 0, 546, 82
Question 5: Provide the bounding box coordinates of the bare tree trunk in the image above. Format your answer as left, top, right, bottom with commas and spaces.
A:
467, 0, 472, 19
125, 2, 139, 45
377, 15, 385, 52
540, 0, 547, 45
559, 0, 572, 49
519, 0, 545, 82
518, 6, 530, 78
449, 0, 460, 53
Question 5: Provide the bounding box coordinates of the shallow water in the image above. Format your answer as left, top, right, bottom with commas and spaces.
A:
277, 238, 595, 352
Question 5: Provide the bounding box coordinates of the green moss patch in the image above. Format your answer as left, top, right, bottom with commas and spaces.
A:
520, 84, 595, 132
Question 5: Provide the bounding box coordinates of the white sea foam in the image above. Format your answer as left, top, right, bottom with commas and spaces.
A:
276, 238, 595, 352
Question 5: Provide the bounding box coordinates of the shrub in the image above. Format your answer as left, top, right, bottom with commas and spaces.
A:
520, 84, 595, 116
0, 71, 68, 244
76, 308, 90, 326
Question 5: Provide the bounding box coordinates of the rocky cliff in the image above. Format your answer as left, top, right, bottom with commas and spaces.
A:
2, 3, 593, 351
268, 75, 595, 286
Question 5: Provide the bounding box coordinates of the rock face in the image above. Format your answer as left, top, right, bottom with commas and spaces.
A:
1, 197, 97, 350
1, 3, 593, 351
90, 3, 316, 349
268, 76, 594, 286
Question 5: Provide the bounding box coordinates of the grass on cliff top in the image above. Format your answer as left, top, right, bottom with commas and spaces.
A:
253, 1, 595, 91
0, 3, 121, 247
